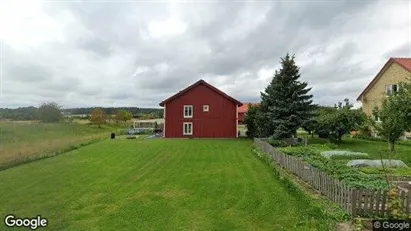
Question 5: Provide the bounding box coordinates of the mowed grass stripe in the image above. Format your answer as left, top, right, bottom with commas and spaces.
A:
0, 139, 332, 231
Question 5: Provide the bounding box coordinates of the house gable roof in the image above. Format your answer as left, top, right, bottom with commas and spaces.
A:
238, 103, 260, 113
356, 57, 411, 101
159, 79, 243, 107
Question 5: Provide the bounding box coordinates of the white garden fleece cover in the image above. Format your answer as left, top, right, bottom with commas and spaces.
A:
321, 150, 369, 158
346, 159, 408, 168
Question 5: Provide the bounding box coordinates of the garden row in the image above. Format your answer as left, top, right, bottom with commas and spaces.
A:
277, 143, 389, 190
254, 139, 411, 218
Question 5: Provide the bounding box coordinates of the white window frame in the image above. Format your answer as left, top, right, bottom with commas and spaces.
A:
385, 84, 399, 95
236, 105, 238, 138
183, 105, 193, 118
203, 105, 209, 112
163, 103, 166, 138
374, 112, 381, 122
183, 122, 193, 135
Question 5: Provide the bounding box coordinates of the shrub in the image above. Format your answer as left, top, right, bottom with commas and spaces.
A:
324, 142, 338, 149
398, 140, 411, 146
359, 167, 411, 176
38, 102, 63, 123
352, 134, 385, 142
315, 105, 366, 143
317, 130, 329, 139
267, 137, 289, 147
244, 104, 260, 138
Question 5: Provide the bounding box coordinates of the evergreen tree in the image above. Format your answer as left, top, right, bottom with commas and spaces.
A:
259, 54, 314, 139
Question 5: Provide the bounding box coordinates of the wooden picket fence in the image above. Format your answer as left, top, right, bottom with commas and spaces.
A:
254, 138, 411, 217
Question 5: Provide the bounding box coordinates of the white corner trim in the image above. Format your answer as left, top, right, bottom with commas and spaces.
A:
163, 104, 166, 138
236, 105, 238, 138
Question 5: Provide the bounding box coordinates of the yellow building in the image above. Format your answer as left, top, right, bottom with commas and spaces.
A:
357, 57, 411, 138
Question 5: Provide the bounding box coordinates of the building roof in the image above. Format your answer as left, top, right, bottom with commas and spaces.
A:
394, 58, 411, 72
159, 79, 243, 107
356, 57, 411, 101
238, 103, 260, 113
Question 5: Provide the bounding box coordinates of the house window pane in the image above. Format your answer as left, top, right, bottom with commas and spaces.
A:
393, 84, 398, 93
184, 105, 193, 118
183, 122, 192, 135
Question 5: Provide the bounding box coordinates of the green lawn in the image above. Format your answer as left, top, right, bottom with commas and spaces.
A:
0, 139, 333, 230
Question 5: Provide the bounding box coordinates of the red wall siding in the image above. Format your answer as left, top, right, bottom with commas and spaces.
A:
164, 84, 237, 138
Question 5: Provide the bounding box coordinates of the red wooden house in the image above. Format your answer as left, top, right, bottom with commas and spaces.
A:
159, 79, 243, 138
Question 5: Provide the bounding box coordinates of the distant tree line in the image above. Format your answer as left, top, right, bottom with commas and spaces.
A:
0, 106, 163, 121
0, 107, 39, 120
62, 107, 163, 118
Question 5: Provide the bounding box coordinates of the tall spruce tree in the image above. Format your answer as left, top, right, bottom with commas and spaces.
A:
259, 54, 314, 139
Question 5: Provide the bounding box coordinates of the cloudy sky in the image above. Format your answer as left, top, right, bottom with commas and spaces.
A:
0, 0, 410, 109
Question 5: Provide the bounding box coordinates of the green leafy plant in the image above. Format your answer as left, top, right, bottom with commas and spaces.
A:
359, 167, 411, 176
372, 79, 411, 154
315, 104, 366, 143
279, 146, 388, 189
324, 142, 338, 149
352, 134, 385, 142
386, 187, 411, 220
37, 102, 63, 123
267, 137, 289, 147
244, 104, 260, 138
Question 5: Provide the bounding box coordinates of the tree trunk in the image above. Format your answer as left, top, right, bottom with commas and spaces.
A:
389, 141, 395, 154
311, 132, 314, 138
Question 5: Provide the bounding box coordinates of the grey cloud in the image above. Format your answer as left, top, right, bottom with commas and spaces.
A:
135, 66, 197, 91
76, 37, 113, 56
383, 43, 411, 59
5, 64, 52, 83
1, 0, 408, 108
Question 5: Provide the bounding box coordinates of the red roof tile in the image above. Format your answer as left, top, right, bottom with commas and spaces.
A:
393, 58, 411, 72
238, 103, 260, 113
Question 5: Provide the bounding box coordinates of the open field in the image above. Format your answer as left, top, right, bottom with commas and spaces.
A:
0, 121, 125, 169
0, 139, 333, 230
